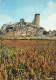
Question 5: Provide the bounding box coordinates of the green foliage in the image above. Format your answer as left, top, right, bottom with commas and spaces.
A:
0, 40, 56, 80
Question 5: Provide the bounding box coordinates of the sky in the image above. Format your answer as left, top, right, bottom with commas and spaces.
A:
0, 0, 56, 31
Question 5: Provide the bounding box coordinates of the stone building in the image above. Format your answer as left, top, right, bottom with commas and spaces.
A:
1, 13, 40, 32
33, 13, 40, 28
0, 13, 56, 39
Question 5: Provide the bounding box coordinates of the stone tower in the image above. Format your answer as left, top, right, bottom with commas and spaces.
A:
34, 13, 40, 28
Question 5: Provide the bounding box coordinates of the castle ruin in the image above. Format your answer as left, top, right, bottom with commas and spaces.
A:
0, 13, 56, 39
1, 13, 40, 32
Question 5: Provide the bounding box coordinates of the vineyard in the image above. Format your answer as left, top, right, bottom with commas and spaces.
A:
0, 40, 56, 80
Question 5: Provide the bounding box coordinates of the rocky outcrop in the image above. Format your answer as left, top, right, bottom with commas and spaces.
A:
0, 14, 56, 39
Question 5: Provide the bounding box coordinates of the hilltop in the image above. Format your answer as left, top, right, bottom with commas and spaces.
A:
0, 14, 56, 40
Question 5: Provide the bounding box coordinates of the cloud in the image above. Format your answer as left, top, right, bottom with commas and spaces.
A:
42, 1, 56, 30
0, 14, 13, 28
43, 1, 56, 15
43, 10, 47, 15
16, 5, 41, 13
48, 1, 56, 11
41, 13, 56, 31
